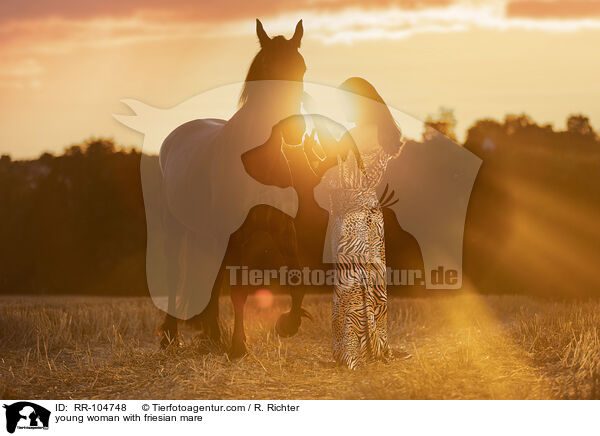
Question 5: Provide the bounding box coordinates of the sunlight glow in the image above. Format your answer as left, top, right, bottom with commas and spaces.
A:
254, 288, 275, 309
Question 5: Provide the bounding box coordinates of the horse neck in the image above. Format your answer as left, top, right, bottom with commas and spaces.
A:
240, 80, 302, 119
218, 92, 300, 154
247, 98, 300, 123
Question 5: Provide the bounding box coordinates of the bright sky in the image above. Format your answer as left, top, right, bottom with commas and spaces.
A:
2, 0, 600, 158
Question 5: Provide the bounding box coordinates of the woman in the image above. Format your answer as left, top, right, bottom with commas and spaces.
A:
308, 77, 410, 369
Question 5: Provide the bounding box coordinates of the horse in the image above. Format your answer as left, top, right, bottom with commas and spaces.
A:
158, 19, 314, 358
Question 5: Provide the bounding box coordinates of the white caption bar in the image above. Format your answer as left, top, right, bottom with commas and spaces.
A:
1, 400, 597, 435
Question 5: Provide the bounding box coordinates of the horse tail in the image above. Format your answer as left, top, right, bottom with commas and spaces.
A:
379, 183, 399, 208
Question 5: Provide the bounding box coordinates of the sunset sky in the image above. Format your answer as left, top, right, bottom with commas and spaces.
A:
2, 0, 600, 158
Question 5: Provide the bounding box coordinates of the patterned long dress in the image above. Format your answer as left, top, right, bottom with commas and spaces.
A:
324, 124, 397, 370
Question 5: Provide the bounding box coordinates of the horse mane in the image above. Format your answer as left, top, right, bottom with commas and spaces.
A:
239, 50, 264, 107
239, 35, 295, 107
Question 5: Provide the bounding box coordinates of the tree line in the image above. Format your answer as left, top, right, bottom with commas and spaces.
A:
1, 113, 599, 296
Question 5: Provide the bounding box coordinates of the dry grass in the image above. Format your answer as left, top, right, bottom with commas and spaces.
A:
1, 294, 599, 399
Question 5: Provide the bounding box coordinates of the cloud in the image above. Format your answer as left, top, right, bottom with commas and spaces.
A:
1, 58, 43, 76
5, 0, 600, 27
0, 15, 215, 56
3, 0, 600, 59
507, 1, 600, 19
222, 2, 600, 43
0, 57, 43, 88
0, 0, 453, 23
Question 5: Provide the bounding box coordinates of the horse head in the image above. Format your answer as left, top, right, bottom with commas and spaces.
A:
239, 19, 306, 106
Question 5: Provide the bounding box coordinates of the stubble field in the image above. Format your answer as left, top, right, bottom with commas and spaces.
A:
1, 294, 599, 399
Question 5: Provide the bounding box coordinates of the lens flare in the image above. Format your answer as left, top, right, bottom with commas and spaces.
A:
254, 288, 275, 309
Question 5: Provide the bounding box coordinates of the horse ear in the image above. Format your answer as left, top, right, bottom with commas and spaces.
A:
291, 19, 303, 48
256, 19, 270, 47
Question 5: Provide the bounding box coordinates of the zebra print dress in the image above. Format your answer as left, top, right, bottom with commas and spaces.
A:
325, 124, 396, 370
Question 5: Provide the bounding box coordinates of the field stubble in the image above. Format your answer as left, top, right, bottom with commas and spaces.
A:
1, 294, 599, 399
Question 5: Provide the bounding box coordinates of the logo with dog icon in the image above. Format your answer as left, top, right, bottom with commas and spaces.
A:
3, 402, 50, 434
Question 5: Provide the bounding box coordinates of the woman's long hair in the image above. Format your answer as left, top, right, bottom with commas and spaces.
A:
339, 77, 404, 156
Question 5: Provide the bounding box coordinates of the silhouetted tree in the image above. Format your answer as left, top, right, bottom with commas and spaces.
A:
424, 107, 457, 141
567, 114, 595, 137
0, 139, 159, 295
463, 113, 600, 296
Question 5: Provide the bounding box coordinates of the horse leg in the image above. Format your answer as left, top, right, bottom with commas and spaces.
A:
275, 215, 311, 337
160, 314, 178, 348
159, 209, 184, 348
226, 228, 250, 358
203, 269, 223, 345
187, 254, 224, 346
229, 286, 249, 358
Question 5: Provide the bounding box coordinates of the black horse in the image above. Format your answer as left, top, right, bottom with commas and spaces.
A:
159, 19, 316, 357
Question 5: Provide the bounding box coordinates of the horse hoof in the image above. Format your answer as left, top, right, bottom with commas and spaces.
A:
228, 343, 248, 359
275, 312, 300, 338
160, 339, 179, 349
160, 333, 182, 349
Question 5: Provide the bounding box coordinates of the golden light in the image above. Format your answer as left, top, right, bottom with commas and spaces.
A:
254, 288, 275, 309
